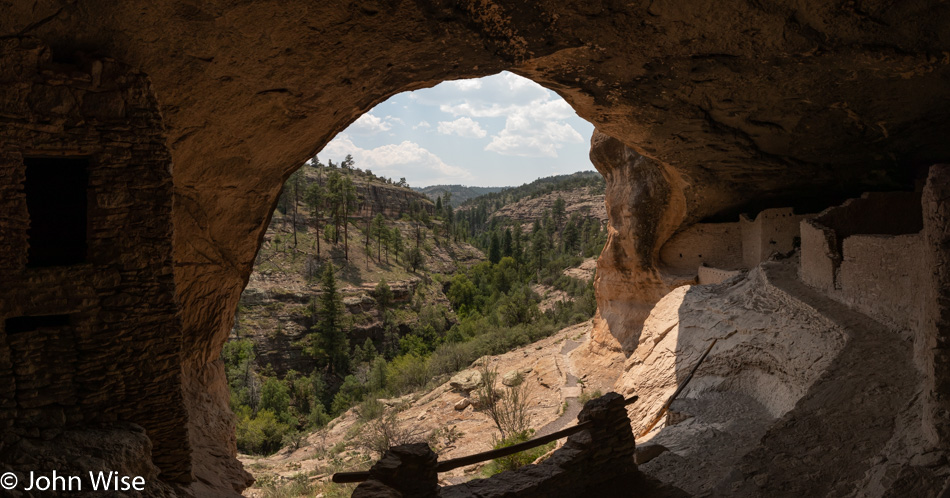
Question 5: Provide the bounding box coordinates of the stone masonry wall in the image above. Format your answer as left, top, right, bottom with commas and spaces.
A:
922, 165, 950, 447
660, 208, 812, 277
837, 234, 925, 333
740, 207, 813, 268
698, 266, 743, 285
659, 222, 743, 274
0, 39, 190, 484
798, 191, 925, 334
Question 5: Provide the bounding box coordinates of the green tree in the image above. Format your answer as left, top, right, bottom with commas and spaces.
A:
305, 181, 325, 258
309, 263, 349, 375
448, 274, 477, 312
552, 196, 566, 228
375, 279, 393, 312
341, 175, 357, 260
367, 356, 389, 393
286, 170, 302, 247
531, 223, 549, 272
488, 232, 501, 265
390, 227, 403, 262
259, 377, 291, 422
406, 246, 425, 272
373, 213, 386, 262
331, 374, 365, 414
512, 224, 523, 263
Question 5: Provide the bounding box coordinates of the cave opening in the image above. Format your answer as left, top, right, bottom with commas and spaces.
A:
23, 157, 89, 268
226, 71, 608, 474
4, 314, 71, 334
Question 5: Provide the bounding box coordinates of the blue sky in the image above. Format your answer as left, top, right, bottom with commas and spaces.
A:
317, 72, 596, 188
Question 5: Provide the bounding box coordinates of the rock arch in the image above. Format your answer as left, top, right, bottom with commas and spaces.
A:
3, 0, 950, 494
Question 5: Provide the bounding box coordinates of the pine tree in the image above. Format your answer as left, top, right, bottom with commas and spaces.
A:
341, 176, 357, 261
310, 263, 349, 375
390, 227, 403, 262
488, 232, 501, 265
305, 181, 325, 258
552, 196, 566, 229
502, 227, 513, 258
373, 213, 386, 262
375, 279, 393, 312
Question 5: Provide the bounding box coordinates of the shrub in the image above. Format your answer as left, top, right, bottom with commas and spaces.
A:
358, 397, 385, 422
355, 411, 426, 457
388, 353, 430, 394
235, 408, 291, 455
481, 431, 555, 476
579, 389, 603, 405
475, 366, 530, 439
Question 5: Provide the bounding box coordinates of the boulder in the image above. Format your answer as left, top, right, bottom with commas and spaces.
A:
501, 370, 524, 387
449, 370, 482, 393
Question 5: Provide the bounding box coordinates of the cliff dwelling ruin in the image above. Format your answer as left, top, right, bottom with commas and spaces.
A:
2, 0, 950, 496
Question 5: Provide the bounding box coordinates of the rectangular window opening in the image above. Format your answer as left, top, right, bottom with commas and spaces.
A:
24, 157, 89, 267
5, 314, 72, 334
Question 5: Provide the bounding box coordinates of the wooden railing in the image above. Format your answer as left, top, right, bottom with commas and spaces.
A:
332, 395, 638, 484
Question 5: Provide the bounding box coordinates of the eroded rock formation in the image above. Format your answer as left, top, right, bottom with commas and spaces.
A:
3, 0, 950, 495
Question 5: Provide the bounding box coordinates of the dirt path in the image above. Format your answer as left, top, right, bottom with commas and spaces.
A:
536, 338, 585, 437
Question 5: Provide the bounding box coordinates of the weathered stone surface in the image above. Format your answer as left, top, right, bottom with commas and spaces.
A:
501, 369, 525, 387
449, 369, 482, 393
454, 398, 471, 411
590, 133, 688, 351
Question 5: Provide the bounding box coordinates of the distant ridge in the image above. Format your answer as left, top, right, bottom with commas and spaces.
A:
414, 184, 507, 204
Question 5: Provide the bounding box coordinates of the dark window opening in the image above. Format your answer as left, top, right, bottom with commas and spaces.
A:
5, 314, 71, 334
24, 157, 89, 267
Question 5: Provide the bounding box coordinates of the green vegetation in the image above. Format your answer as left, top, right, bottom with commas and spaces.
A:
224, 157, 607, 456
414, 184, 506, 204
481, 431, 556, 476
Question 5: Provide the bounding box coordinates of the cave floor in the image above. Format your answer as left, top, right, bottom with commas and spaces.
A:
635, 258, 930, 496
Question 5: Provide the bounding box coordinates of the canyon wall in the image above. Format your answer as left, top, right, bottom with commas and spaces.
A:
2, 0, 950, 494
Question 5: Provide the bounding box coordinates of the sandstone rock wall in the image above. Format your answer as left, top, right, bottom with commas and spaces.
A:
590, 132, 687, 352
352, 182, 434, 220
0, 39, 190, 484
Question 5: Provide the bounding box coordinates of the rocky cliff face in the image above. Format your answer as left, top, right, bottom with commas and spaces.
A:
352, 181, 434, 220
589, 132, 689, 352
488, 186, 607, 229
4, 1, 950, 495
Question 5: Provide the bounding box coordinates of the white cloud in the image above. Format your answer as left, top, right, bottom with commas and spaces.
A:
449, 79, 483, 91
418, 72, 585, 157
437, 117, 487, 138
349, 113, 395, 134
320, 133, 474, 184
413, 120, 431, 129
486, 120, 583, 157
